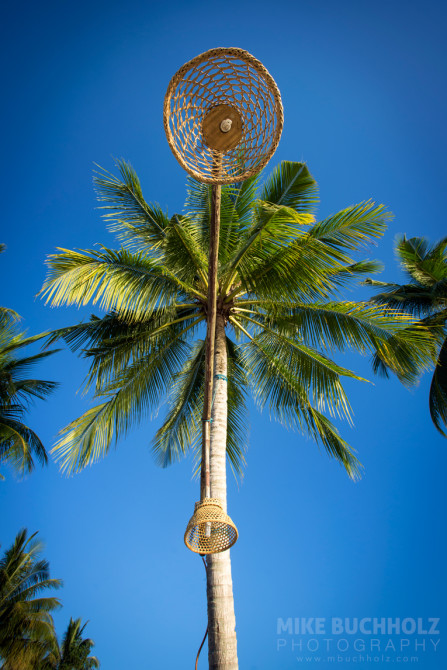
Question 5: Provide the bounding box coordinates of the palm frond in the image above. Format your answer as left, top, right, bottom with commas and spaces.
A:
222, 338, 249, 477
260, 161, 319, 212
152, 340, 205, 467
0, 418, 48, 473
94, 159, 169, 252
429, 337, 447, 437
364, 279, 438, 315
163, 214, 208, 287
309, 201, 392, 252
52, 324, 194, 473
0, 306, 20, 328
40, 246, 198, 321
396, 235, 447, 286
282, 301, 435, 383
221, 202, 316, 299
239, 332, 361, 479
1, 350, 59, 379
239, 323, 360, 419
0, 529, 61, 669
153, 337, 249, 478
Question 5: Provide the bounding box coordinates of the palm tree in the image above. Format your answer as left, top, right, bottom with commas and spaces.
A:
0, 305, 58, 479
365, 235, 447, 435
40, 160, 433, 670
45, 618, 99, 670
0, 529, 62, 669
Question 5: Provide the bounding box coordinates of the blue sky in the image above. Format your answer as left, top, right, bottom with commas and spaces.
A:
1, 1, 446, 668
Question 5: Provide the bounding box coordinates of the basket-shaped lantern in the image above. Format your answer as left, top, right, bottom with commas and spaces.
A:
184, 498, 238, 554
164, 47, 283, 184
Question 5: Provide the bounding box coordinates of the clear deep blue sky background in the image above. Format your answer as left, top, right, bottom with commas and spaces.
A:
1, 1, 446, 668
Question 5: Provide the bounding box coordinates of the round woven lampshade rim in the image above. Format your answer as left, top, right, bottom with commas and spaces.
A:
184, 526, 239, 555
163, 47, 284, 185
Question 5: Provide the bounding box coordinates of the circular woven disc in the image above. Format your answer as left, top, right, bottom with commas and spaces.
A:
164, 47, 283, 184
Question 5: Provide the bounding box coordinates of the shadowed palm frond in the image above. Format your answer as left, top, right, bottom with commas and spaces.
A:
367, 233, 447, 433
57, 617, 100, 669
153, 337, 248, 477
429, 337, 447, 437
364, 278, 437, 315
0, 418, 48, 473
152, 339, 205, 468
397, 235, 447, 286
0, 529, 62, 668
240, 326, 359, 420
224, 338, 249, 477
239, 332, 361, 479
47, 308, 201, 394
271, 301, 435, 383
0, 319, 58, 478
52, 322, 195, 474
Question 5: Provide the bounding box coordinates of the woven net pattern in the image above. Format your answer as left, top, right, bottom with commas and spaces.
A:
164, 48, 283, 184
184, 498, 238, 554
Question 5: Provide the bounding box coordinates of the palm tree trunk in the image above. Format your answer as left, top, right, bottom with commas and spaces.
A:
206, 314, 239, 670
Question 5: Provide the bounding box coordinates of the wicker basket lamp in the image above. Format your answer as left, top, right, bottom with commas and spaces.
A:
164, 47, 283, 184
184, 499, 238, 555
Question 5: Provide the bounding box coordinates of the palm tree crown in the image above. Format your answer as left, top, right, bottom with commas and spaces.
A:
41, 160, 432, 478
365, 235, 447, 435
0, 307, 58, 479
53, 618, 99, 670
0, 529, 62, 669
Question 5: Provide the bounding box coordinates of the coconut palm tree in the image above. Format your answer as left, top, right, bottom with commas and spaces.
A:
0, 529, 62, 669
40, 160, 433, 670
43, 618, 99, 670
365, 235, 447, 435
0, 305, 58, 479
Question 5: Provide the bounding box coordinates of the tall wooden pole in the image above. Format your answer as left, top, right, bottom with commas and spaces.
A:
200, 183, 221, 501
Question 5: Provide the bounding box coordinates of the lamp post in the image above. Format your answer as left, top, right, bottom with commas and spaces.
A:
164, 47, 283, 555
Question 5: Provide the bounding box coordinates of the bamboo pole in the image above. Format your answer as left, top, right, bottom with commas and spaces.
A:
200, 179, 221, 500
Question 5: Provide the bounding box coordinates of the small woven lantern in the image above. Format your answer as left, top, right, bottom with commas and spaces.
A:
184, 498, 238, 555
164, 47, 283, 184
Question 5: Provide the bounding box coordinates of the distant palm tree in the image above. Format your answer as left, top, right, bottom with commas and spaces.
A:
48, 618, 99, 670
365, 235, 447, 435
0, 529, 62, 669
41, 160, 433, 669
0, 305, 58, 479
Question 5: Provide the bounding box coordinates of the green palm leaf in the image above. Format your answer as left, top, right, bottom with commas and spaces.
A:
397, 235, 447, 286
94, 159, 169, 253
40, 247, 198, 321
367, 234, 447, 430
429, 337, 447, 437
309, 201, 392, 253
0, 529, 62, 668
238, 330, 361, 479
0, 318, 57, 477
152, 339, 205, 468
52, 321, 197, 473
260, 161, 319, 212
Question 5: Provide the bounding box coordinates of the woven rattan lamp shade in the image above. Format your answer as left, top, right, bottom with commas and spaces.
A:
184, 498, 238, 555
164, 47, 283, 184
